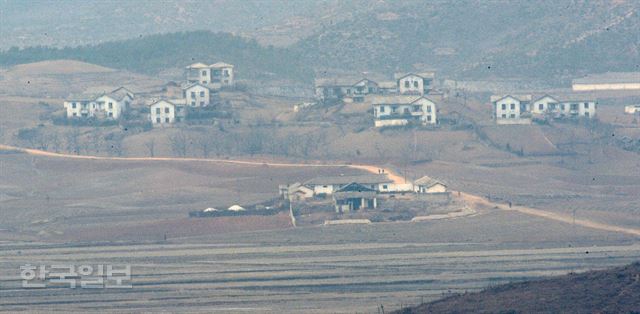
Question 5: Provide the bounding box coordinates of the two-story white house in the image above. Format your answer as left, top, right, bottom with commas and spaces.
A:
371, 95, 438, 127
315, 77, 380, 103
396, 72, 434, 95
183, 83, 212, 107
186, 62, 234, 88
63, 87, 133, 119
491, 94, 532, 125
149, 99, 186, 126
530, 94, 559, 115
209, 62, 234, 87
547, 99, 597, 118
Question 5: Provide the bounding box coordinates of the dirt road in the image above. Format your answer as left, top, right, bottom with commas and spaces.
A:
2, 144, 639, 237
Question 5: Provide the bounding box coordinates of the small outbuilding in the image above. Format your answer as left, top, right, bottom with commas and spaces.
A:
228, 205, 245, 211
414, 176, 447, 194
333, 183, 378, 213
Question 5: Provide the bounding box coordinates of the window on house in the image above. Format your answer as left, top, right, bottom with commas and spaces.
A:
510, 114, 516, 118
539, 104, 544, 110
383, 185, 388, 189
404, 81, 410, 88
380, 106, 385, 113
200, 91, 205, 97
191, 92, 196, 98
156, 117, 161, 123
191, 101, 196, 106
403, 108, 410, 114
413, 81, 419, 88
584, 103, 589, 109
501, 114, 506, 118
155, 108, 160, 114
571, 103, 578, 110
427, 105, 432, 113
501, 104, 506, 110
561, 104, 566, 110
413, 105, 421, 112
72, 103, 77, 109
165, 117, 170, 123
223, 70, 229, 77
510, 103, 515, 110
200, 101, 204, 106
108, 112, 113, 117
427, 115, 432, 122
201, 70, 207, 76
108, 102, 113, 109
72, 113, 77, 117
585, 112, 590, 117
202, 81, 207, 84
164, 108, 170, 113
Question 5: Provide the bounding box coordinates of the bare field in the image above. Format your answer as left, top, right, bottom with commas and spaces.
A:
0, 211, 638, 313
0, 151, 362, 240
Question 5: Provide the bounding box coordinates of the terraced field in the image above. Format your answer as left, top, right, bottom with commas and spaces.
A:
1, 210, 638, 313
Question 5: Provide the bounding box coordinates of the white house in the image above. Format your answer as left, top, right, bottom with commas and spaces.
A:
210, 62, 234, 87
63, 87, 133, 119
315, 77, 380, 103
304, 175, 394, 195
186, 62, 234, 88
547, 99, 597, 118
371, 95, 437, 127
183, 83, 211, 107
64, 96, 99, 118
491, 94, 532, 125
149, 99, 186, 125
396, 72, 434, 95
530, 94, 559, 115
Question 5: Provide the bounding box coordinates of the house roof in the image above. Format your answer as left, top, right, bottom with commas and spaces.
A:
186, 62, 209, 69
105, 87, 134, 101
490, 94, 531, 103
315, 77, 362, 87
305, 174, 392, 186
336, 182, 376, 193
531, 94, 559, 103
414, 175, 445, 187
148, 99, 176, 107
182, 82, 210, 91
394, 72, 436, 80
573, 72, 640, 85
210, 62, 234, 68
66, 93, 101, 101
370, 95, 436, 105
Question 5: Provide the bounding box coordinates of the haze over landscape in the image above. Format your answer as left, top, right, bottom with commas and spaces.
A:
0, 1, 639, 313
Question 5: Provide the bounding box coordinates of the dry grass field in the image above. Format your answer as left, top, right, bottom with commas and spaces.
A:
1, 212, 639, 313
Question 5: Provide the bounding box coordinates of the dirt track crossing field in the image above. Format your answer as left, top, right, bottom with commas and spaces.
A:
2, 144, 639, 238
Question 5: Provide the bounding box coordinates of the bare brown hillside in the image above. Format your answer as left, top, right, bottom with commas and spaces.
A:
397, 262, 640, 314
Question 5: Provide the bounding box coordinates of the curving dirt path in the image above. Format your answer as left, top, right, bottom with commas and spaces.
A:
2, 144, 639, 237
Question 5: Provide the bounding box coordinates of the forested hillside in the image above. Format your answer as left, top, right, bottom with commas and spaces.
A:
0, 31, 313, 82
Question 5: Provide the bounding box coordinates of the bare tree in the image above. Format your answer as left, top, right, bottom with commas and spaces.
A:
195, 133, 213, 158
65, 128, 81, 155
144, 139, 155, 157
168, 132, 188, 157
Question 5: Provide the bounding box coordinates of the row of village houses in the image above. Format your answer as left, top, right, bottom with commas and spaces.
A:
279, 174, 448, 213
492, 94, 597, 125
315, 72, 436, 103
63, 62, 235, 125
63, 62, 601, 128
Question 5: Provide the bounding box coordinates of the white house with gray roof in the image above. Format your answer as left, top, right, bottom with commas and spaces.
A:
185, 62, 234, 88
63, 87, 133, 119
372, 95, 438, 127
